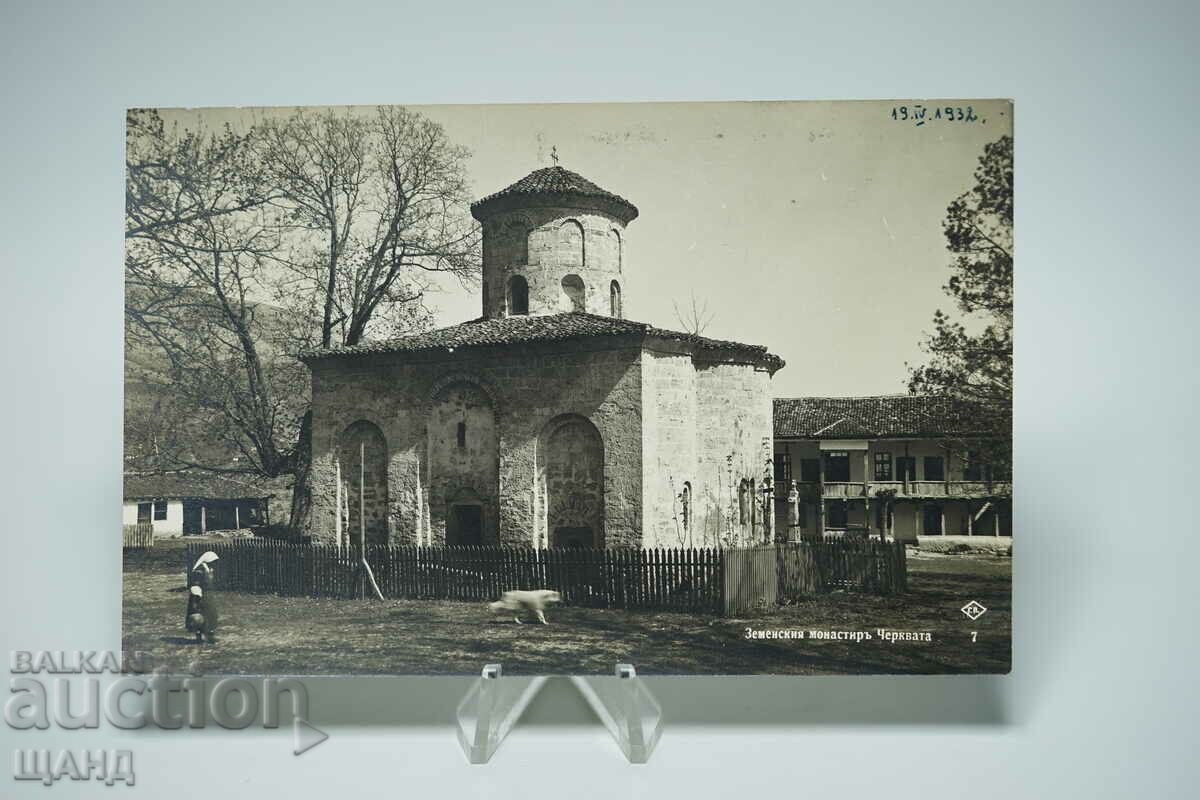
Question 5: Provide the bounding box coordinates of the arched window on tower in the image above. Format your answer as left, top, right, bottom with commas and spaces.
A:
609, 280, 622, 318
561, 274, 586, 312
508, 275, 529, 315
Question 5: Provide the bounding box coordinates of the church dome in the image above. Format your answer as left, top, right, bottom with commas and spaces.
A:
471, 166, 639, 224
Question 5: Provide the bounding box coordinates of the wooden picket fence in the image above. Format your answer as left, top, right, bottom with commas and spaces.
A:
183, 537, 906, 615
122, 523, 154, 549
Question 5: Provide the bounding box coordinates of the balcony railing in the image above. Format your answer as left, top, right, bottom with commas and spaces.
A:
777, 480, 1010, 499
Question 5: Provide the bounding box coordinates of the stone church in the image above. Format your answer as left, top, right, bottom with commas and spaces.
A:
301, 166, 784, 549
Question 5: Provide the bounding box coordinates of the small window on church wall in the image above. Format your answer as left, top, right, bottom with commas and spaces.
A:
456, 421, 466, 448
610, 229, 622, 272
681, 482, 691, 532
562, 274, 586, 312
610, 280, 622, 318
508, 275, 529, 315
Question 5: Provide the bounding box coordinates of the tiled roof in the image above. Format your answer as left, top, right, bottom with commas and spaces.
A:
123, 471, 281, 501
471, 166, 639, 222
300, 312, 783, 371
773, 396, 988, 439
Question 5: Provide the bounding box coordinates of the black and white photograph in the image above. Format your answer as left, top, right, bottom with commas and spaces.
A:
122, 99, 1013, 676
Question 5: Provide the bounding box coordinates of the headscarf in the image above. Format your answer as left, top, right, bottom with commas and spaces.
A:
192, 551, 220, 572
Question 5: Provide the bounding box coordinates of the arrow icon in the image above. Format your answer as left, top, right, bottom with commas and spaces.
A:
293, 718, 329, 756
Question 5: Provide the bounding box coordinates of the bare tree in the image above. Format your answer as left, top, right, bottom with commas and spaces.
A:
256, 106, 480, 348
672, 291, 715, 336
124, 107, 482, 533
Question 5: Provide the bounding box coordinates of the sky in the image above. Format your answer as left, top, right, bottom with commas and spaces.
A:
156, 99, 1012, 397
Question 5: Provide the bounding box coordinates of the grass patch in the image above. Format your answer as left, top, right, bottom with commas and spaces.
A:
123, 542, 1010, 676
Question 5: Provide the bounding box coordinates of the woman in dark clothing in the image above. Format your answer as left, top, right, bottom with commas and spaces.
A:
184, 585, 219, 643
185, 551, 220, 643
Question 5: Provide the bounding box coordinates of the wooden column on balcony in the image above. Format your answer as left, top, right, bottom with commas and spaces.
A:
817, 453, 826, 538
967, 501, 974, 536
862, 448, 871, 538
944, 443, 952, 497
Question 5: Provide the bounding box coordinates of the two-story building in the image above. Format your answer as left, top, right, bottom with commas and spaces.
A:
773, 396, 1011, 542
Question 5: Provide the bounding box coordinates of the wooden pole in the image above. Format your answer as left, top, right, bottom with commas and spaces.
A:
201, 505, 206, 534
360, 442, 365, 551
235, 504, 240, 530
359, 441, 385, 600
335, 459, 342, 555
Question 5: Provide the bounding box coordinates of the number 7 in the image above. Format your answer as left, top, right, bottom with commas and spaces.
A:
970, 631, 977, 642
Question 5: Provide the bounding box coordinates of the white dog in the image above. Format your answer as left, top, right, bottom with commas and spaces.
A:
488, 590, 562, 624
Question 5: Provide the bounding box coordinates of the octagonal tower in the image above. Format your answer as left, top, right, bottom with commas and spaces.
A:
471, 166, 639, 320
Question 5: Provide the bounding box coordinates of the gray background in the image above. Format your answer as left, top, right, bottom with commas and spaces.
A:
1, 1, 1196, 797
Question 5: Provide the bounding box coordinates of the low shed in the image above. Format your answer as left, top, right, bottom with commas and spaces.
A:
122, 472, 277, 536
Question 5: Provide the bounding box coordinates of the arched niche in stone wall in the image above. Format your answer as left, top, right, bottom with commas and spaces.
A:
555, 219, 584, 267
537, 414, 605, 548
426, 380, 499, 545
504, 218, 529, 266
337, 420, 389, 546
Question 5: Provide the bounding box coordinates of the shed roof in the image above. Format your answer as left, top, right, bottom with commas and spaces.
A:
300, 311, 784, 371
123, 472, 279, 501
773, 395, 989, 439
470, 166, 639, 222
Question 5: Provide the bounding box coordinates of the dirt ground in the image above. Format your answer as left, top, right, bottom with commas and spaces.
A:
122, 544, 1011, 676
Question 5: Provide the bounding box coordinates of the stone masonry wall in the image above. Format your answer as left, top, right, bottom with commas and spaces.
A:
481, 206, 627, 319
641, 348, 775, 548
307, 338, 644, 548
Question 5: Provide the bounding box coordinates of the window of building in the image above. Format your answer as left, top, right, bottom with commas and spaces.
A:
963, 450, 984, 481
508, 275, 529, 315
773, 451, 791, 483
923, 456, 945, 482
823, 451, 850, 482
681, 482, 691, 532
873, 452, 892, 481
153, 500, 168, 521
827, 501, 848, 528
456, 421, 466, 448
799, 458, 820, 483
610, 280, 622, 318
136, 502, 151, 524
896, 456, 916, 481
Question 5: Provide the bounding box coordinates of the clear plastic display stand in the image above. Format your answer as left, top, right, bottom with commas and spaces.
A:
455, 663, 663, 764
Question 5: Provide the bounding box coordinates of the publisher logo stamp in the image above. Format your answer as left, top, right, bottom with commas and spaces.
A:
960, 601, 988, 621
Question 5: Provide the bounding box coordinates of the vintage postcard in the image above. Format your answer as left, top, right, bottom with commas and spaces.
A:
123, 99, 1012, 675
